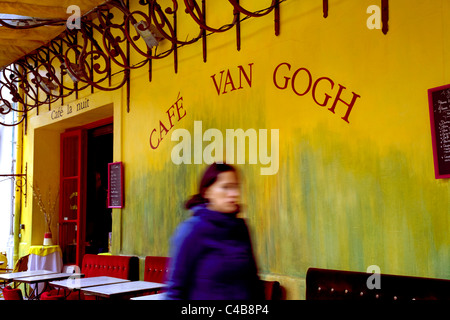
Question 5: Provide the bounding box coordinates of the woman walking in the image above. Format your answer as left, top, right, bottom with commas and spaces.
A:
166, 163, 264, 300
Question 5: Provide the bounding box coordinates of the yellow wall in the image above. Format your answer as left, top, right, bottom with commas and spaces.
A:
19, 0, 450, 299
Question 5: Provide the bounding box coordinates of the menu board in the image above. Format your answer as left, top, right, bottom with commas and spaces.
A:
108, 162, 124, 208
428, 84, 450, 179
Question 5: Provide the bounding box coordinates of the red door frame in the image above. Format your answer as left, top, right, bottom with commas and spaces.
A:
59, 116, 113, 267
59, 129, 87, 267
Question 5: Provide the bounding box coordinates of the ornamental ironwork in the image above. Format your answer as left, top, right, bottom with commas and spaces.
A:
0, 0, 293, 126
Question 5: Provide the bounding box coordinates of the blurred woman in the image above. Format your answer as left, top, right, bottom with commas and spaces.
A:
166, 163, 264, 300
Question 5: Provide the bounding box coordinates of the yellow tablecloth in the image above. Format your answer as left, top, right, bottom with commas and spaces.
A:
28, 245, 62, 257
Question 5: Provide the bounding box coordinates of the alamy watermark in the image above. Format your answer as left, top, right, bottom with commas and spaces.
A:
366, 5, 383, 31
366, 265, 381, 290
66, 5, 81, 30
65, 4, 387, 35
170, 121, 280, 176
64, 265, 83, 289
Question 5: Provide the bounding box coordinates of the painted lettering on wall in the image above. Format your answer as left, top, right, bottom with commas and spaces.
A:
49, 98, 90, 121
211, 63, 253, 95
75, 98, 90, 112
273, 62, 361, 123
149, 92, 187, 149
51, 106, 64, 120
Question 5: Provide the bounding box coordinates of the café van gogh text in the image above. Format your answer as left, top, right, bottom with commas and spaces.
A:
209, 62, 361, 123
149, 62, 361, 175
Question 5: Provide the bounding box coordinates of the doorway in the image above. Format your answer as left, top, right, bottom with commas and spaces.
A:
85, 123, 113, 255
59, 118, 113, 266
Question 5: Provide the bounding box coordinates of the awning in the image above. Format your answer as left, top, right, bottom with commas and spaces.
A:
0, 0, 105, 69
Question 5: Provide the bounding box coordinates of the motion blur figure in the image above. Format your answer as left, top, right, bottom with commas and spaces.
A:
166, 163, 264, 300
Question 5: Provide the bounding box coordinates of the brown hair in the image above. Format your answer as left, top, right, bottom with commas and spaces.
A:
185, 163, 237, 209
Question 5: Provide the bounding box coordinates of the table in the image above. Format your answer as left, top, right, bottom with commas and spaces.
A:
130, 292, 167, 300
28, 245, 62, 272
0, 270, 65, 300
13, 273, 84, 300
50, 276, 130, 291
81, 281, 167, 299
0, 269, 58, 282
49, 276, 131, 299
28, 245, 63, 295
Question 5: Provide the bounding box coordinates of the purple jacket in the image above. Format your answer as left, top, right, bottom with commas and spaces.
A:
166, 204, 264, 300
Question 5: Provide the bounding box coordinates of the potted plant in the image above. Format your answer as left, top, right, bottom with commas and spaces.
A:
31, 184, 59, 246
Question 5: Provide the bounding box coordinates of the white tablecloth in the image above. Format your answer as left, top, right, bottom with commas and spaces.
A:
27, 245, 63, 295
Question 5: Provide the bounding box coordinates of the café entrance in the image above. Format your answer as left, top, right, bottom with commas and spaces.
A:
59, 118, 113, 266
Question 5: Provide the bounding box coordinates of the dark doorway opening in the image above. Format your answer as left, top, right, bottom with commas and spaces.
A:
85, 123, 113, 254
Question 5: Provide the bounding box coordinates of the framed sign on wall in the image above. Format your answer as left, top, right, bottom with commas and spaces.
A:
108, 162, 124, 208
428, 84, 450, 179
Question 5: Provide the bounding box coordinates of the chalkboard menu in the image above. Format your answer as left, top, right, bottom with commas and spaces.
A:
108, 162, 124, 208
428, 84, 450, 179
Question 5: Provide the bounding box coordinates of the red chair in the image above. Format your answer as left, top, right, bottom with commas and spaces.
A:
82, 254, 139, 280
141, 256, 169, 296
3, 286, 23, 300
41, 290, 65, 300
144, 256, 169, 284
44, 288, 85, 300
262, 280, 282, 300
62, 254, 140, 300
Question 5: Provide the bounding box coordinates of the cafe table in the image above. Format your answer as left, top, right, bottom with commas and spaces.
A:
81, 281, 167, 299
49, 276, 130, 299
130, 292, 167, 300
0, 269, 58, 283
28, 245, 63, 272
14, 273, 84, 300
27, 245, 63, 295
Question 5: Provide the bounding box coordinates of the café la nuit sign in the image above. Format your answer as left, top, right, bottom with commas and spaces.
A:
49, 98, 90, 121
